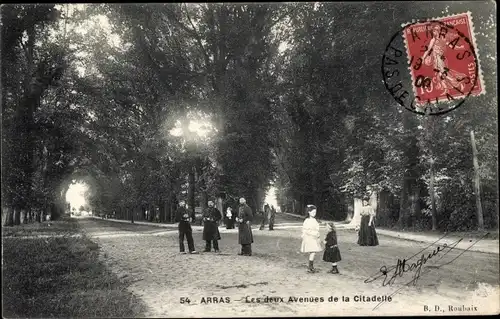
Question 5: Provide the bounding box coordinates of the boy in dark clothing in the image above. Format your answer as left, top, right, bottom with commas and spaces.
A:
175, 201, 198, 254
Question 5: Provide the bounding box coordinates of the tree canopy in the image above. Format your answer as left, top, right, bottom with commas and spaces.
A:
2, 2, 497, 231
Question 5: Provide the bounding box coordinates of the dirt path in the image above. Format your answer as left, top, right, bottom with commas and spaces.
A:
79, 218, 499, 317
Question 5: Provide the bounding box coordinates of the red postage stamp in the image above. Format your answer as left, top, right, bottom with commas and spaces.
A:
402, 12, 484, 106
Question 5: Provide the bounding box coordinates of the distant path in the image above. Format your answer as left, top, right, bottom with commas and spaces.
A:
79, 217, 499, 317
90, 213, 500, 254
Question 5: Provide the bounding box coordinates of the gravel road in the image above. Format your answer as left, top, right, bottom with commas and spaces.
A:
79, 217, 499, 317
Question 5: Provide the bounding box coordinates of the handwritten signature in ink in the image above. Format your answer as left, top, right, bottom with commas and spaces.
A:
364, 232, 489, 310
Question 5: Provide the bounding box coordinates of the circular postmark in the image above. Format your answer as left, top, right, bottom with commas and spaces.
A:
382, 15, 480, 116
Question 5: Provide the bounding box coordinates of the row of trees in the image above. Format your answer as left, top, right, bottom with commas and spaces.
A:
273, 2, 498, 231
2, 3, 497, 231
2, 5, 78, 224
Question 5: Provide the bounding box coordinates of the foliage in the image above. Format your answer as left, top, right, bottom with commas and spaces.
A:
1, 3, 497, 231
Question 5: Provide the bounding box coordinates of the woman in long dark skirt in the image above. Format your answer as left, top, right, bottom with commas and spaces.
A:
357, 199, 379, 246
225, 207, 235, 229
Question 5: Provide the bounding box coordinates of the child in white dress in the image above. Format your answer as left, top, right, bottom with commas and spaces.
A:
300, 205, 323, 273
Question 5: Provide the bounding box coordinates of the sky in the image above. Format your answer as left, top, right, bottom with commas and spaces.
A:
264, 186, 279, 209
65, 182, 88, 210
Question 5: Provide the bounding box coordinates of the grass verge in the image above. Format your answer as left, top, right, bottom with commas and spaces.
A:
2, 217, 147, 318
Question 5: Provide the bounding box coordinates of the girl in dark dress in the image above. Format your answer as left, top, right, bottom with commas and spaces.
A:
357, 199, 379, 246
323, 223, 342, 274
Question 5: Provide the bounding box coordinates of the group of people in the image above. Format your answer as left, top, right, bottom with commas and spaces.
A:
259, 204, 276, 230
175, 197, 254, 256
300, 199, 379, 274
175, 195, 379, 274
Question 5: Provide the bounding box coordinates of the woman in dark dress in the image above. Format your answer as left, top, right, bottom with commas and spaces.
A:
225, 207, 235, 229
323, 223, 342, 274
357, 199, 379, 246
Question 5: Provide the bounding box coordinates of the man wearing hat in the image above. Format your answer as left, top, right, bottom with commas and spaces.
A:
175, 200, 197, 254
202, 200, 222, 252
236, 198, 254, 256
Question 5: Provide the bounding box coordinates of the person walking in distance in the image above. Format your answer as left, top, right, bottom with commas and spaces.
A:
175, 200, 198, 254
202, 201, 222, 253
269, 205, 276, 230
236, 198, 254, 256
300, 205, 323, 273
259, 204, 270, 230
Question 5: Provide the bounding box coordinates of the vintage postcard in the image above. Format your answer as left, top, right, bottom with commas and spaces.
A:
1, 1, 498, 318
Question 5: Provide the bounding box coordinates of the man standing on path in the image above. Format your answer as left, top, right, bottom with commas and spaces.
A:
202, 201, 222, 253
175, 200, 198, 254
237, 198, 254, 256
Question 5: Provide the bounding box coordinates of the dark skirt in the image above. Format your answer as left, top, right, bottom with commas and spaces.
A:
225, 218, 235, 229
203, 221, 221, 241
238, 222, 253, 245
323, 246, 342, 263
357, 215, 379, 246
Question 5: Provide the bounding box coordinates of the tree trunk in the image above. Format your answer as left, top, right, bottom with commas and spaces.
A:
4, 207, 14, 226
429, 160, 438, 230
188, 166, 196, 219
398, 180, 406, 229
349, 198, 363, 227
377, 190, 390, 226
165, 199, 170, 223
196, 157, 208, 212
411, 186, 421, 228
470, 130, 484, 230
13, 208, 21, 225
14, 25, 37, 219
149, 203, 154, 222
216, 196, 224, 226
170, 195, 176, 223
345, 196, 354, 222
22, 209, 28, 224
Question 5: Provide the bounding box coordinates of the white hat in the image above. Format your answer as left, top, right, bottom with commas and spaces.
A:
306, 204, 317, 217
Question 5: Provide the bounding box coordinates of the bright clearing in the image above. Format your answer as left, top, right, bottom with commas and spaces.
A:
65, 182, 88, 210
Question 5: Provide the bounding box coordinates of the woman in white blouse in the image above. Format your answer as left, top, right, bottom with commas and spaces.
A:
357, 198, 379, 246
